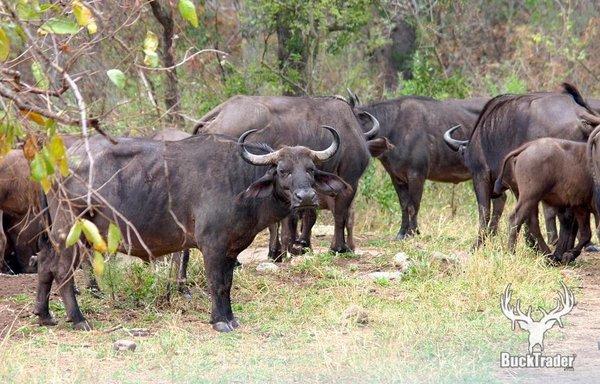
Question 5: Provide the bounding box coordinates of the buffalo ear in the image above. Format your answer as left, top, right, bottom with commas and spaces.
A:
314, 170, 352, 196
367, 137, 395, 158
236, 169, 275, 201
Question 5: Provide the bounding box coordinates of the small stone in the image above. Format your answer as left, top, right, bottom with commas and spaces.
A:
365, 271, 403, 280
113, 339, 136, 352
129, 328, 150, 337
343, 305, 369, 325
256, 262, 279, 273
393, 252, 411, 272
238, 247, 270, 265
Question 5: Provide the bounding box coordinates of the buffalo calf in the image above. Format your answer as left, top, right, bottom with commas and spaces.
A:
494, 138, 593, 263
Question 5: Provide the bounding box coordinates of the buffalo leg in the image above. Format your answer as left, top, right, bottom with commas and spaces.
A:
280, 215, 303, 256
551, 208, 578, 264
508, 200, 535, 253
57, 249, 90, 330
524, 208, 551, 255
561, 208, 592, 264
472, 176, 492, 248
542, 203, 559, 245
202, 247, 237, 332
267, 223, 283, 261
489, 194, 507, 235
346, 202, 356, 251
298, 209, 317, 249
330, 192, 355, 253
34, 248, 57, 326
392, 181, 411, 240
405, 171, 425, 236
175, 249, 192, 298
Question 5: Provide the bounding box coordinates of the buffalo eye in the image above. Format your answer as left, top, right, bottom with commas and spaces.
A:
279, 169, 291, 177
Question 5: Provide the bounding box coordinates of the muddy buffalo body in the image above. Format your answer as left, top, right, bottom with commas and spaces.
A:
444, 83, 600, 258
351, 94, 493, 239
194, 95, 391, 257
0, 149, 42, 273
494, 138, 595, 263
36, 129, 350, 332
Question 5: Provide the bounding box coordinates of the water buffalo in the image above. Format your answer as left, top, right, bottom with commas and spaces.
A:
349, 93, 493, 239
36, 128, 350, 332
494, 138, 594, 263
444, 83, 600, 255
193, 95, 390, 256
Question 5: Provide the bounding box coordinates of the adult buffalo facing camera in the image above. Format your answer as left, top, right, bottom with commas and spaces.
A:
194, 95, 391, 256
36, 128, 350, 332
444, 83, 600, 255
349, 92, 489, 239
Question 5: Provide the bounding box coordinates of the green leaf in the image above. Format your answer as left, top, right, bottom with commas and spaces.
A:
38, 18, 80, 35
66, 221, 83, 247
178, 0, 199, 28
31, 61, 49, 89
143, 51, 159, 68
92, 251, 105, 277
107, 223, 122, 254
143, 31, 159, 53
106, 69, 126, 89
30, 153, 46, 182
72, 1, 97, 34
81, 219, 107, 253
48, 135, 69, 176
0, 27, 10, 61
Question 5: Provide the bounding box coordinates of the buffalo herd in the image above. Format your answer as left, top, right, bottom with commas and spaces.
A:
1, 83, 600, 332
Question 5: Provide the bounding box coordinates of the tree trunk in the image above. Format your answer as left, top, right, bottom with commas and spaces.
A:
374, 16, 417, 91
149, 0, 183, 125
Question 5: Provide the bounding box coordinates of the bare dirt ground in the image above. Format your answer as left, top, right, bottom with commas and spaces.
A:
0, 273, 37, 339
498, 251, 600, 383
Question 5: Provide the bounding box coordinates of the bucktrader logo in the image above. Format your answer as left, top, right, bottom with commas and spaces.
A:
499, 282, 576, 370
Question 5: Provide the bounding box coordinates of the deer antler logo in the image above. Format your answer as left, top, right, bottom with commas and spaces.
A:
501, 283, 574, 354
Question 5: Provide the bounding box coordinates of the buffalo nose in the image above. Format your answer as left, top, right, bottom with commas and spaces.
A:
294, 189, 316, 205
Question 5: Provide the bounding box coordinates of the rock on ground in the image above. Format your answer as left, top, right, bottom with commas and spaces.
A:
238, 247, 269, 265
343, 305, 370, 325
113, 339, 137, 352
256, 262, 279, 273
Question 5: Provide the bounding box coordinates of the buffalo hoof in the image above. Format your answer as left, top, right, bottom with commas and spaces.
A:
585, 244, 600, 253
330, 245, 352, 254
395, 230, 416, 241
229, 318, 240, 329
178, 286, 192, 301
212, 321, 234, 333
73, 321, 92, 331
38, 316, 58, 326
268, 249, 285, 263
289, 243, 304, 256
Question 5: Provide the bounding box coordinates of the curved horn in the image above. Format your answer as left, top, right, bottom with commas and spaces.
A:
443, 125, 468, 152
360, 111, 380, 140
238, 129, 280, 165
311, 126, 341, 162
